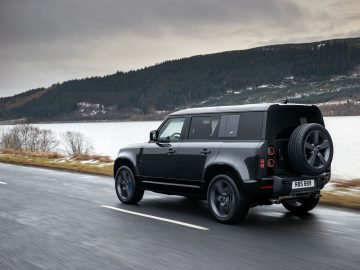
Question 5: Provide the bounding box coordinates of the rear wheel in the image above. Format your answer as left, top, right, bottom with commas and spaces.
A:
115, 166, 144, 204
282, 194, 319, 214
207, 174, 249, 224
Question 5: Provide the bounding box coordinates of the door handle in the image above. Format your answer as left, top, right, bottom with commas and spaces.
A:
200, 149, 211, 155
167, 148, 176, 155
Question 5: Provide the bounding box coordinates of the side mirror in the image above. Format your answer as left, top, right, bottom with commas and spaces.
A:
150, 130, 159, 141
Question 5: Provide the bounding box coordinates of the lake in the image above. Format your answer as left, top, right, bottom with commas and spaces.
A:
1, 116, 359, 180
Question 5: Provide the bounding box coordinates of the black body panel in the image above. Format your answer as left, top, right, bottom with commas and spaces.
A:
114, 103, 331, 204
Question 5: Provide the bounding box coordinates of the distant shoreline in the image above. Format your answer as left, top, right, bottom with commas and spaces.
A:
1, 114, 359, 126
0, 118, 164, 126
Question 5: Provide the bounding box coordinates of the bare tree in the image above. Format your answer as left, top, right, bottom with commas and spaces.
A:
61, 131, 94, 157
0, 125, 94, 157
38, 129, 60, 152
1, 125, 27, 151
0, 125, 59, 152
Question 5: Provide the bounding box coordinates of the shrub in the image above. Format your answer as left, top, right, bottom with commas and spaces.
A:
0, 125, 59, 152
61, 131, 94, 157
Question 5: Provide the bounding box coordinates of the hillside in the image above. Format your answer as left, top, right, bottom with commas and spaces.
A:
1, 37, 360, 123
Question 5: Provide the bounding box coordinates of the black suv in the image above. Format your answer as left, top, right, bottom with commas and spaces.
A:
113, 103, 333, 223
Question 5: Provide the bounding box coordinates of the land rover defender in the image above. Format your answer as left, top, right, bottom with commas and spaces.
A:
113, 103, 333, 223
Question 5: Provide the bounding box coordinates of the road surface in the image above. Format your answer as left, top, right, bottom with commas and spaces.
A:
0, 163, 359, 270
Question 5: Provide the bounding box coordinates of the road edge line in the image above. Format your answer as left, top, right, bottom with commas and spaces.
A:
100, 205, 209, 231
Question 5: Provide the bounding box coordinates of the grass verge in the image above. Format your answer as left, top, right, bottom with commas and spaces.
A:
0, 151, 113, 176
321, 179, 360, 210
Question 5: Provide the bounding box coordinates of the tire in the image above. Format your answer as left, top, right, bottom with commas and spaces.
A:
207, 174, 249, 224
288, 123, 333, 176
282, 194, 320, 214
115, 166, 144, 204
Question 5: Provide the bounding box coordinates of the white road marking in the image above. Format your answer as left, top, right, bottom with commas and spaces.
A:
0, 181, 7, 185
101, 205, 209, 231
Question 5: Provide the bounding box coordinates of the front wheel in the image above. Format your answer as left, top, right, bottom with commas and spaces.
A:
282, 194, 319, 214
207, 174, 249, 224
115, 166, 144, 204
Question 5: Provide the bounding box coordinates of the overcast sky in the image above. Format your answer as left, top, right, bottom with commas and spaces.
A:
0, 0, 359, 97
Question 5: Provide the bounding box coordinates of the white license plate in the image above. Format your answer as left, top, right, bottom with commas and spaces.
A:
292, 180, 315, 189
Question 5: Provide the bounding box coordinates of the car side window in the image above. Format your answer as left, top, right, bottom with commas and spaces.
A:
189, 115, 220, 140
237, 112, 263, 140
223, 114, 240, 137
158, 118, 185, 142
218, 112, 263, 139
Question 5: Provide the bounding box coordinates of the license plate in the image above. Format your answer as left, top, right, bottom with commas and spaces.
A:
292, 180, 315, 189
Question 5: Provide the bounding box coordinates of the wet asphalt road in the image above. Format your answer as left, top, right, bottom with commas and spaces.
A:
0, 163, 359, 270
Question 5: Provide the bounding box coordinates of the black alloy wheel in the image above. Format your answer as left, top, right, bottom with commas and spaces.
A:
304, 130, 331, 169
115, 166, 144, 204
208, 174, 249, 224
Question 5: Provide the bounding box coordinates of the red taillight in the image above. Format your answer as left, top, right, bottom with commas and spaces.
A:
267, 145, 275, 169
268, 146, 275, 156
260, 146, 276, 170
260, 185, 273, 189
267, 159, 275, 168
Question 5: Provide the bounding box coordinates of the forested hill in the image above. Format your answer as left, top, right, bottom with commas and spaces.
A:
1, 37, 360, 123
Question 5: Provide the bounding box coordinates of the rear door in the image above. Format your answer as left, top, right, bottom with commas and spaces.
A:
175, 115, 222, 186
265, 105, 324, 176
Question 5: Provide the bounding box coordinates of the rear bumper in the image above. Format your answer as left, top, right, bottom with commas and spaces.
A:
243, 172, 331, 199
271, 173, 330, 196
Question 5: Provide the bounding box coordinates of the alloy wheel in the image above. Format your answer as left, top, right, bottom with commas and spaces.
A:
116, 169, 134, 200
304, 130, 331, 169
210, 179, 235, 218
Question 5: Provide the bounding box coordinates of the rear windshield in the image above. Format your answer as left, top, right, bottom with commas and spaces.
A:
266, 105, 324, 139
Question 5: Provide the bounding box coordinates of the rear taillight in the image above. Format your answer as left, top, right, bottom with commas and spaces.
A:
259, 146, 276, 170
267, 146, 275, 156
267, 159, 274, 168
267, 145, 275, 168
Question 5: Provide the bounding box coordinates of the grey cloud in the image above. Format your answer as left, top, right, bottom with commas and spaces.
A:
0, 0, 304, 45
0, 0, 359, 97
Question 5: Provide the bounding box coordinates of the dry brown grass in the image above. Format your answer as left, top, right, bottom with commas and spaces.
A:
321, 190, 360, 210
1, 148, 65, 159
320, 178, 360, 210
73, 154, 113, 163
329, 178, 360, 188
0, 151, 113, 176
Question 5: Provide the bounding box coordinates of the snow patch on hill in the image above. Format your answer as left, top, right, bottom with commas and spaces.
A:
77, 102, 106, 117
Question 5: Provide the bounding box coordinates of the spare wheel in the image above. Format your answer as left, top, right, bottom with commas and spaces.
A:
288, 123, 333, 175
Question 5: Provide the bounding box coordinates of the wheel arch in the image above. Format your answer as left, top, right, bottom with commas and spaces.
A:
113, 157, 137, 179
202, 163, 244, 198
